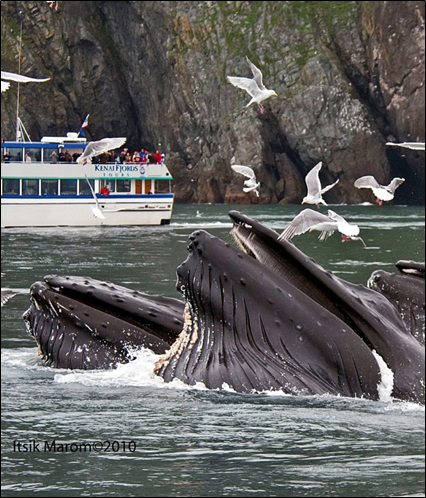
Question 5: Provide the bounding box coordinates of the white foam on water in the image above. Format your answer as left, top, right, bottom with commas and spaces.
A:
53, 348, 207, 392
3, 347, 423, 410
373, 349, 394, 402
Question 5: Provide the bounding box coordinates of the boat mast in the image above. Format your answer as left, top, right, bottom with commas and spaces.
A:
15, 20, 31, 142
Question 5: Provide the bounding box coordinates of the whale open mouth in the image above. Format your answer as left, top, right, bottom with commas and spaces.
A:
23, 275, 184, 369
226, 211, 425, 404
22, 212, 424, 404
154, 226, 385, 398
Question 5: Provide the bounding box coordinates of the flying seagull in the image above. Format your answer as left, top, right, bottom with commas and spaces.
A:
278, 208, 365, 246
231, 165, 260, 197
77, 137, 126, 165
302, 162, 339, 207
354, 175, 405, 205
1, 70, 50, 93
386, 142, 425, 151
227, 56, 277, 114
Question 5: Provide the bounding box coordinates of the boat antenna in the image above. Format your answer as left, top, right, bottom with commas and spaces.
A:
15, 19, 32, 142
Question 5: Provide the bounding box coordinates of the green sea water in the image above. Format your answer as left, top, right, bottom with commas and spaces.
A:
1, 203, 425, 497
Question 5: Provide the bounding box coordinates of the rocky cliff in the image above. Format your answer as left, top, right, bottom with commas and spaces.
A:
1, 1, 425, 205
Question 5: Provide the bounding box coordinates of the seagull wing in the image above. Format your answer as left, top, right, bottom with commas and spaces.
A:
227, 76, 262, 99
1, 70, 50, 84
84, 174, 105, 219
1, 81, 11, 92
1, 289, 18, 307
320, 178, 339, 195
243, 182, 260, 196
386, 177, 405, 193
278, 209, 332, 241
386, 142, 425, 151
245, 57, 265, 90
304, 162, 323, 196
327, 210, 346, 223
354, 175, 382, 190
231, 165, 256, 180
77, 137, 126, 164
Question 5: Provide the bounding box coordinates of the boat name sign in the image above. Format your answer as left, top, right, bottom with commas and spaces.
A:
1, 162, 171, 180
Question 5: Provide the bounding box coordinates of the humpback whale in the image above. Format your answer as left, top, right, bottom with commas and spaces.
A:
22, 212, 425, 404
368, 261, 425, 346
23, 277, 184, 369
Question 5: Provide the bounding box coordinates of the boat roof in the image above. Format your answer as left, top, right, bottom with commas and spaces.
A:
2, 133, 87, 148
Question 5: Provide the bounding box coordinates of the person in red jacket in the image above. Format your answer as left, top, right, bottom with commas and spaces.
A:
154, 150, 162, 164
100, 185, 110, 195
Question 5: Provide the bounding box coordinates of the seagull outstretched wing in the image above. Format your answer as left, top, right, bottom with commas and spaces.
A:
386, 142, 425, 151
245, 56, 265, 91
1, 70, 50, 93
278, 209, 333, 241
354, 175, 382, 190
77, 137, 126, 164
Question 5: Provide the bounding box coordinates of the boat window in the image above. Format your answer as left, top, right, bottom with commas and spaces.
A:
102, 180, 115, 193
3, 179, 20, 195
78, 179, 93, 195
155, 180, 171, 193
24, 148, 42, 162
60, 179, 77, 196
41, 180, 58, 196
43, 147, 59, 163
22, 179, 39, 196
6, 149, 23, 162
2, 149, 11, 162
116, 180, 131, 193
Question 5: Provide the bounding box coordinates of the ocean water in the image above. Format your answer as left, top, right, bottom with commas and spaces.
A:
1, 203, 425, 497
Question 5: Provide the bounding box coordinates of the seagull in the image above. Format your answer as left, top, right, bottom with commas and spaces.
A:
1, 70, 50, 93
227, 56, 277, 114
302, 162, 339, 207
231, 165, 260, 196
386, 142, 425, 151
77, 137, 127, 165
278, 208, 365, 246
354, 175, 405, 205
84, 175, 105, 219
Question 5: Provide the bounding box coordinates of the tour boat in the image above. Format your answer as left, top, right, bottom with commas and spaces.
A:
1, 133, 174, 228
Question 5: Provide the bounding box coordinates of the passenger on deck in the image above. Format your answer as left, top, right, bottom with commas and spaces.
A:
154, 150, 162, 164
132, 151, 141, 163
64, 150, 72, 162
100, 185, 111, 195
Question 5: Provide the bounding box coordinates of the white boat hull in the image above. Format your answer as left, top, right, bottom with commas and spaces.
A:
1, 196, 174, 227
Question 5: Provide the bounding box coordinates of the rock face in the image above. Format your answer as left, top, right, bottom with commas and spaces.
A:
1, 1, 424, 205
